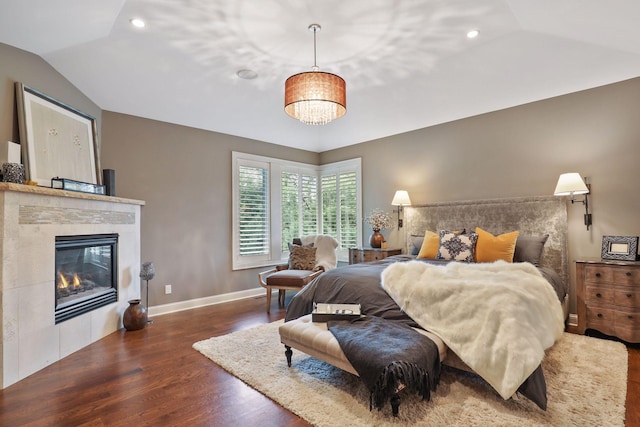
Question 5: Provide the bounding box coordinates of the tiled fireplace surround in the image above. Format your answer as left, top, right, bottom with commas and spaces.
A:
0, 184, 143, 388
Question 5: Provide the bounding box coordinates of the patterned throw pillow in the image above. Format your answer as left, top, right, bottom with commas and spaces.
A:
288, 244, 316, 270
437, 230, 478, 262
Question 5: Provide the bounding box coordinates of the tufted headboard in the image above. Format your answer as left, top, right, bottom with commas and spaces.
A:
404, 196, 568, 286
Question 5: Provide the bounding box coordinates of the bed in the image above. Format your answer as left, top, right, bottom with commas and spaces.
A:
282, 196, 569, 415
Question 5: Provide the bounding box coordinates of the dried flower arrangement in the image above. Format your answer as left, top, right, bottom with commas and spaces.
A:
364, 209, 393, 231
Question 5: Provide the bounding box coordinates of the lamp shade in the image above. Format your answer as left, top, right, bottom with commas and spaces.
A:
554, 173, 589, 196
391, 190, 411, 206
284, 71, 346, 125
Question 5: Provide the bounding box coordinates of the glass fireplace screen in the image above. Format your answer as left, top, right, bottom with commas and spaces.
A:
55, 234, 118, 324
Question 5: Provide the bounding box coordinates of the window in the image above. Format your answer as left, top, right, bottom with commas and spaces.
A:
232, 152, 361, 270
281, 171, 318, 252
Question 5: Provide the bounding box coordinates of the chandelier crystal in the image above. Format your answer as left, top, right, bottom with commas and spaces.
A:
284, 24, 346, 125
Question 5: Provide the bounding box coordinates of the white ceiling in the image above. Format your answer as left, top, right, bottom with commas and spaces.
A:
1, 0, 639, 152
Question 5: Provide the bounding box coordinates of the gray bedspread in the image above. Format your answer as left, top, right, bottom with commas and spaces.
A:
284, 255, 567, 410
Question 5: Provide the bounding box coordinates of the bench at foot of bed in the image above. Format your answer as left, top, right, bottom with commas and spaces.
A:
279, 314, 448, 417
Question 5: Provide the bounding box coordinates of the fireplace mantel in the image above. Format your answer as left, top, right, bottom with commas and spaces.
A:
0, 182, 145, 205
0, 183, 144, 388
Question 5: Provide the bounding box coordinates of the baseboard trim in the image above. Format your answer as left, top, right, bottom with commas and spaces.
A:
148, 287, 265, 317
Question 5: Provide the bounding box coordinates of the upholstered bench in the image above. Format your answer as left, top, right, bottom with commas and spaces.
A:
278, 314, 449, 415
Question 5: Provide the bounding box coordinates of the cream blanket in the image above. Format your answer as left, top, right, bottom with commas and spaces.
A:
381, 260, 564, 400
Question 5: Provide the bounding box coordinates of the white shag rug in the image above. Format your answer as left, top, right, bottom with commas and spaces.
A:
193, 321, 627, 427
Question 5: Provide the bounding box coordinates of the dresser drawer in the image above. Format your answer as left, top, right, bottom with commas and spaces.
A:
584, 265, 613, 283
615, 326, 640, 343
612, 267, 640, 286
584, 285, 615, 305
614, 309, 640, 328
585, 306, 616, 335
614, 289, 640, 308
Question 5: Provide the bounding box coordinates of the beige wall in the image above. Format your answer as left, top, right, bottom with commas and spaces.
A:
100, 112, 319, 305
322, 77, 640, 312
0, 43, 101, 146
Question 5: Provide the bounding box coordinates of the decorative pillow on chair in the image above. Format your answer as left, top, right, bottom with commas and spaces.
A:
513, 234, 549, 266
437, 230, 478, 262
475, 227, 520, 263
288, 244, 317, 270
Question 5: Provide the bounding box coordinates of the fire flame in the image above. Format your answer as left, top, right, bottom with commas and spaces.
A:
58, 272, 69, 289
58, 273, 82, 291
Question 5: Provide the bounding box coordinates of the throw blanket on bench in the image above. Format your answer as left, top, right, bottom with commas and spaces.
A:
381, 260, 565, 403
328, 316, 441, 412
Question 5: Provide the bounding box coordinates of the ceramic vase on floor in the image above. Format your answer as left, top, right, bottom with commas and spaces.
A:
369, 229, 385, 248
123, 299, 147, 331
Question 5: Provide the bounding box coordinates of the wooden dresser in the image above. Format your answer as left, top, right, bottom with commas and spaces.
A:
575, 258, 640, 343
348, 247, 402, 264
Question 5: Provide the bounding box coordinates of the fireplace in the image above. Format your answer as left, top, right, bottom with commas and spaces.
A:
55, 234, 118, 324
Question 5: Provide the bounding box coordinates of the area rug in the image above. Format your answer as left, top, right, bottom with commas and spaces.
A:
193, 321, 627, 426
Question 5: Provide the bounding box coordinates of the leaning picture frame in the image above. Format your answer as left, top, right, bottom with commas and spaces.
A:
601, 235, 639, 261
15, 82, 101, 187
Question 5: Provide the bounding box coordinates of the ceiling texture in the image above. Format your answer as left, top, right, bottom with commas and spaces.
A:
1, 0, 639, 152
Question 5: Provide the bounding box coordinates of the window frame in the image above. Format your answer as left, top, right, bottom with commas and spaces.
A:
232, 152, 361, 270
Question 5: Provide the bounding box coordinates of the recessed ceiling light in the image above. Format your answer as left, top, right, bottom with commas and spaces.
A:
130, 18, 146, 28
467, 29, 479, 39
237, 69, 258, 80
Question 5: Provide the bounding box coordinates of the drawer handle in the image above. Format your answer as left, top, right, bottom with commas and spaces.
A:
628, 293, 633, 298
595, 272, 601, 277
595, 293, 602, 298
629, 315, 634, 320
597, 313, 603, 318
627, 272, 632, 277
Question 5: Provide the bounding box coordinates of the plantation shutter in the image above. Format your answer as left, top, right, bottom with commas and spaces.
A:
281, 171, 318, 251
338, 171, 358, 249
281, 171, 299, 250
238, 164, 269, 256
301, 173, 318, 237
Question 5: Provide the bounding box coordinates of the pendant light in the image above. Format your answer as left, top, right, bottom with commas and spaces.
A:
284, 24, 346, 125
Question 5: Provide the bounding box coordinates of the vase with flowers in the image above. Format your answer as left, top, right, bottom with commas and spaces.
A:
364, 209, 393, 248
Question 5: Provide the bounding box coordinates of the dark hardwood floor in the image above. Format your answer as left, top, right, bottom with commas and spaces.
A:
1, 295, 638, 426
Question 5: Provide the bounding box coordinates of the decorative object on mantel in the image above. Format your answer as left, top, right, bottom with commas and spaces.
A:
140, 261, 156, 323
601, 235, 639, 261
51, 177, 106, 195
553, 172, 592, 230
103, 169, 115, 196
15, 82, 101, 187
284, 24, 346, 125
2, 163, 25, 184
391, 190, 411, 229
365, 209, 393, 248
123, 299, 147, 331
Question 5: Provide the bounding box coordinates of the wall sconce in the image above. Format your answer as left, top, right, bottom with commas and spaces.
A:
391, 190, 411, 229
554, 173, 591, 230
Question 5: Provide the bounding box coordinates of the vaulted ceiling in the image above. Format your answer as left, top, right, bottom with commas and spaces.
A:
1, 0, 639, 152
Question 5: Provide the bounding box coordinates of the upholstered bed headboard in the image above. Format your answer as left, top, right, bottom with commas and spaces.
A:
404, 196, 568, 286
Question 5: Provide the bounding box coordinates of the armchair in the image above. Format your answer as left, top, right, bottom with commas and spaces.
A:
258, 235, 339, 313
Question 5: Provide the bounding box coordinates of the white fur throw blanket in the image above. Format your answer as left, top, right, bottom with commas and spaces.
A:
381, 260, 565, 400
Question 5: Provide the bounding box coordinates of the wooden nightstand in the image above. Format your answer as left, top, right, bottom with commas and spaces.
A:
575, 258, 640, 343
349, 247, 402, 264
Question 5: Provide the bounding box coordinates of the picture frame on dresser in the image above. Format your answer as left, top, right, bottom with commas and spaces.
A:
15, 82, 101, 187
601, 235, 639, 261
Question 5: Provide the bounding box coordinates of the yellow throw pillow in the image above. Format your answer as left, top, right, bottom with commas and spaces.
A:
417, 230, 440, 259
475, 227, 519, 263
